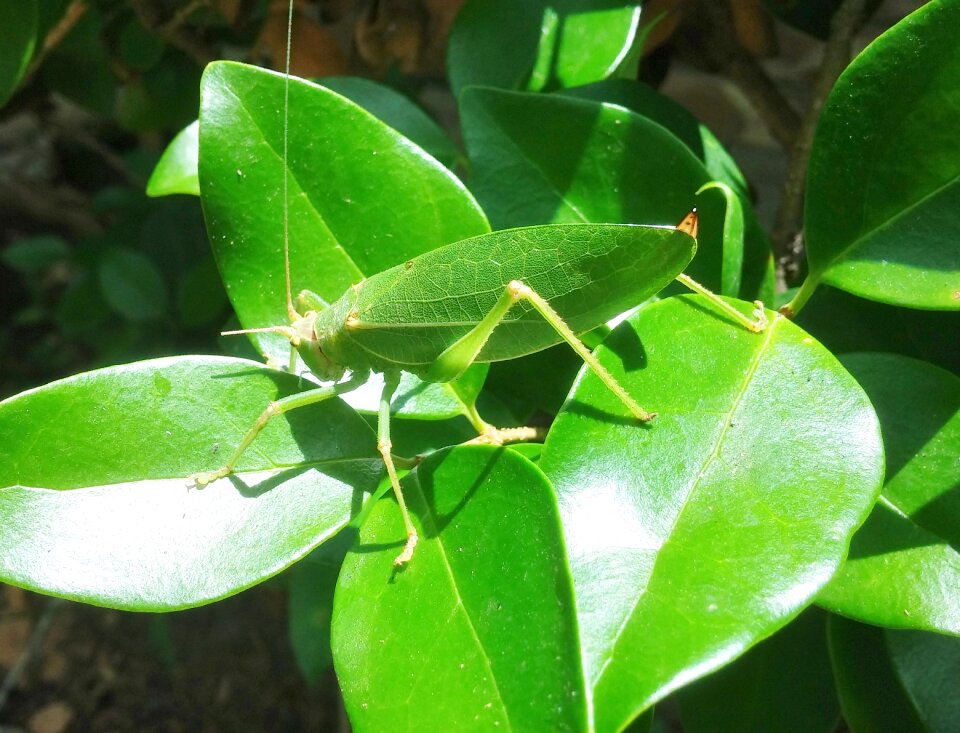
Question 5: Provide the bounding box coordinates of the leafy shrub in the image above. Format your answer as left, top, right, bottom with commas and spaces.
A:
1, 1, 958, 731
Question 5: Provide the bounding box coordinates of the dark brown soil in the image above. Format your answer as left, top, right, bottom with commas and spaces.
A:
0, 583, 344, 733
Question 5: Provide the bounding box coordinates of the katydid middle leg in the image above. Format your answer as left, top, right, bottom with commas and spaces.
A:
377, 370, 419, 566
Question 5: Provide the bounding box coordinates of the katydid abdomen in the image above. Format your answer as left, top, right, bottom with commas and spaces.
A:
315, 222, 695, 377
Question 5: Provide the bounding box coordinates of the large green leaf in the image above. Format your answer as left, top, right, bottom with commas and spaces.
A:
147, 120, 200, 197
829, 616, 960, 733
0, 0, 37, 107
556, 79, 748, 198
676, 609, 839, 733
539, 296, 883, 732
332, 446, 588, 732
153, 76, 459, 200
460, 87, 737, 296
798, 0, 960, 312
198, 61, 488, 360
0, 356, 380, 611
818, 354, 960, 635
448, 0, 642, 96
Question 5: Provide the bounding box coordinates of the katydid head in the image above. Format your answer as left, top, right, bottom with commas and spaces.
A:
220, 306, 345, 382
290, 309, 346, 381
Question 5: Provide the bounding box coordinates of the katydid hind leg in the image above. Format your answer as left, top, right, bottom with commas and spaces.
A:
377, 370, 419, 566
675, 208, 768, 332
429, 280, 657, 424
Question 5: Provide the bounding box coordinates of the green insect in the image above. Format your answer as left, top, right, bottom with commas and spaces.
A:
191, 48, 767, 567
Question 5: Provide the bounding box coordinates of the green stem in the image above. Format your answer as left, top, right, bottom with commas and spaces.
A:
781, 274, 820, 318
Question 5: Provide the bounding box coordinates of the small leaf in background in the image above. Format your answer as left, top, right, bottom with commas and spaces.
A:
447, 0, 642, 96
39, 5, 115, 117
0, 0, 38, 107
539, 296, 883, 732
118, 17, 165, 72
798, 0, 960, 312
0, 356, 380, 611
676, 608, 840, 733
116, 52, 201, 133
332, 446, 588, 733
98, 247, 169, 322
176, 255, 228, 328
198, 61, 488, 363
829, 615, 960, 733
320, 77, 460, 169
818, 353, 960, 635
147, 120, 200, 197
698, 181, 745, 297
1, 234, 69, 273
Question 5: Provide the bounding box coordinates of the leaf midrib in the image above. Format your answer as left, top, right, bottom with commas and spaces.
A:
823, 170, 960, 275
412, 475, 515, 732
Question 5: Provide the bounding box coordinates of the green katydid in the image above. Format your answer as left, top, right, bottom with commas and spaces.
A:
190, 12, 767, 566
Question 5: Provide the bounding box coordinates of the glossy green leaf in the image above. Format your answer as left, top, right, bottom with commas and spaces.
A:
460, 87, 737, 295
0, 356, 380, 611
157, 76, 461, 199
539, 295, 883, 732
448, 0, 642, 96
800, 0, 960, 311
98, 247, 168, 322
0, 0, 37, 107
199, 61, 488, 358
556, 79, 748, 198
288, 531, 354, 683
829, 616, 960, 733
332, 446, 587, 732
147, 120, 200, 197
818, 354, 960, 635
794, 285, 960, 374
676, 609, 840, 733
320, 77, 460, 169
699, 181, 745, 297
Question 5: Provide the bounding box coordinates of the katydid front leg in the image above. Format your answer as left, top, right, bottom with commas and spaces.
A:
189, 370, 368, 487
427, 280, 657, 427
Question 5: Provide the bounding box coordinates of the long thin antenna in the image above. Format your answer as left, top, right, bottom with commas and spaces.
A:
283, 0, 299, 322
